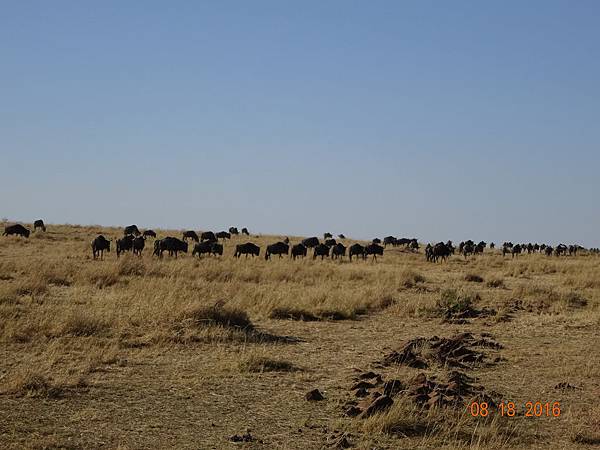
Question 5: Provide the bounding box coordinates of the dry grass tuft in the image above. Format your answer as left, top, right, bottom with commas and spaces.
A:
238, 355, 299, 373
58, 312, 111, 337
269, 307, 319, 321
465, 273, 484, 283
486, 276, 506, 288
177, 301, 254, 331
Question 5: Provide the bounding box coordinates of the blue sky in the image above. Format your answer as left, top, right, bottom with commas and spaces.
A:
1, 1, 599, 246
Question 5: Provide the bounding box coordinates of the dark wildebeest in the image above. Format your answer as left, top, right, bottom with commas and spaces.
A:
234, 242, 260, 258
193, 241, 223, 257
154, 237, 188, 258
426, 242, 451, 262
3, 224, 30, 238
291, 243, 307, 260
33, 220, 46, 232
302, 237, 320, 248
365, 243, 384, 261
313, 243, 330, 260
229, 227, 239, 235
283, 236, 290, 244
545, 246, 554, 256
409, 239, 419, 251
265, 242, 289, 260
461, 240, 475, 258
383, 236, 396, 247
474, 241, 486, 255
182, 230, 199, 242
201, 231, 217, 243
331, 243, 346, 259
91, 235, 110, 260
241, 228, 250, 236
116, 234, 135, 257
511, 244, 522, 258
143, 229, 157, 239
489, 242, 495, 249
446, 240, 455, 255
124, 225, 141, 236
324, 238, 336, 247
372, 238, 381, 244
349, 243, 366, 261
324, 232, 333, 239
555, 244, 568, 256
395, 238, 411, 246
211, 242, 223, 256
132, 236, 145, 256
216, 231, 231, 241
338, 234, 346, 239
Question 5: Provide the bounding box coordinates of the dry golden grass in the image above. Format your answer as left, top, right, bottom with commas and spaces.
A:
0, 223, 599, 449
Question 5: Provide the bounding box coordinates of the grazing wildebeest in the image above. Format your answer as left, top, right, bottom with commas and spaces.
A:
201, 231, 217, 242
426, 242, 452, 262
229, 227, 239, 235
234, 242, 260, 258
545, 246, 554, 256
365, 243, 384, 261
409, 239, 419, 251
265, 242, 289, 260
193, 241, 223, 257
511, 244, 522, 258
116, 234, 135, 257
331, 243, 346, 259
446, 240, 455, 255
143, 229, 157, 239
324, 232, 333, 239
338, 234, 346, 239
474, 241, 486, 255
313, 243, 330, 260
241, 227, 250, 236
283, 236, 290, 244
3, 224, 30, 238
91, 235, 110, 260
461, 240, 475, 258
383, 236, 396, 247
324, 238, 336, 247
132, 236, 145, 256
291, 243, 307, 260
555, 244, 568, 256
124, 225, 141, 236
372, 238, 381, 244
302, 237, 319, 248
216, 231, 231, 241
211, 242, 223, 256
489, 242, 495, 249
182, 230, 199, 242
349, 243, 366, 261
395, 238, 411, 246
154, 237, 188, 258
33, 220, 46, 232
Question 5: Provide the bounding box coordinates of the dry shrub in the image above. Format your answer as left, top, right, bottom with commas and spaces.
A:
13, 277, 49, 297
398, 268, 426, 288
4, 371, 64, 398
464, 273, 484, 283
58, 312, 111, 337
238, 355, 298, 373
177, 301, 253, 331
563, 291, 588, 309
117, 255, 147, 276
435, 289, 479, 316
81, 265, 120, 288
486, 276, 505, 288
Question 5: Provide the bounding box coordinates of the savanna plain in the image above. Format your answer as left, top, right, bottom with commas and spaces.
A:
1, 224, 599, 449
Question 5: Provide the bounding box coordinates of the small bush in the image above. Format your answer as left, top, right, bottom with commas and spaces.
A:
59, 313, 110, 337
14, 278, 49, 297
399, 269, 426, 288
178, 301, 253, 330
436, 289, 480, 316
5, 372, 63, 399
117, 256, 146, 277
563, 292, 588, 309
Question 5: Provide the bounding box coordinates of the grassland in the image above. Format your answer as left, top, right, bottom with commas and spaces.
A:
1, 224, 599, 449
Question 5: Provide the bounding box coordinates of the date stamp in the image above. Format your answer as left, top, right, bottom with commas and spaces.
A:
468, 401, 561, 417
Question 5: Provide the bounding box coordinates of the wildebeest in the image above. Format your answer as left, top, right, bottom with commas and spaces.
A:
91, 235, 110, 260
461, 240, 475, 258
182, 230, 199, 242
283, 236, 290, 244
33, 220, 46, 232
383, 236, 396, 247
489, 242, 495, 249
324, 232, 333, 239
124, 225, 141, 236
241, 228, 250, 236
132, 236, 145, 256
265, 242, 289, 260
365, 243, 384, 261
511, 244, 522, 258
426, 242, 452, 262
338, 234, 346, 239
201, 231, 217, 243
545, 246, 554, 256
211, 242, 223, 256
349, 243, 366, 261
3, 224, 30, 238
409, 239, 419, 251
116, 234, 135, 257
216, 231, 231, 241
143, 229, 157, 239
302, 237, 319, 248
474, 241, 486, 255
372, 238, 381, 244
229, 227, 239, 235
324, 238, 336, 247
154, 237, 188, 258
313, 243, 330, 260
395, 238, 411, 246
234, 242, 260, 258
192, 241, 223, 257
555, 244, 568, 256
291, 243, 307, 260
331, 243, 346, 259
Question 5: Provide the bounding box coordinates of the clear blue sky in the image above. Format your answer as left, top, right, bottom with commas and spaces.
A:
2, 1, 599, 246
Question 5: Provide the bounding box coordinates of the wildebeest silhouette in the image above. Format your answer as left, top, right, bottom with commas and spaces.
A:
313, 243, 330, 260
241, 227, 250, 236
216, 231, 231, 241
132, 236, 145, 256
3, 224, 30, 238
124, 225, 140, 236
154, 237, 188, 258
265, 242, 289, 260
91, 235, 110, 260
182, 230, 199, 242
291, 243, 307, 260
33, 220, 46, 232
302, 237, 319, 248
365, 243, 384, 261
201, 231, 217, 242
349, 243, 366, 261
143, 229, 157, 239
229, 227, 239, 235
331, 243, 346, 259
116, 235, 135, 257
234, 242, 260, 258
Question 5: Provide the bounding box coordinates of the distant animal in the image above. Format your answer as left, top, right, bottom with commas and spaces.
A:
182, 230, 199, 242
91, 235, 110, 260
313, 243, 330, 260
124, 225, 141, 236
331, 243, 346, 259
216, 231, 231, 241
324, 238, 336, 247
201, 231, 217, 242
154, 237, 188, 258
426, 242, 452, 262
283, 236, 290, 244
474, 241, 486, 255
210, 242, 223, 256
395, 238, 411, 246
33, 220, 46, 232
461, 240, 475, 258
409, 239, 419, 251
338, 234, 346, 239
348, 243, 366, 261
229, 227, 239, 235
132, 236, 145, 256
192, 241, 223, 257
372, 238, 381, 244
302, 237, 320, 248
241, 228, 250, 236
3, 224, 30, 238
489, 242, 495, 249
545, 246, 553, 256
265, 242, 289, 260
511, 244, 522, 258
291, 243, 307, 260
323, 232, 333, 239
143, 229, 157, 239
116, 234, 135, 257
234, 242, 260, 258
365, 243, 384, 261
383, 236, 396, 247
555, 244, 568, 256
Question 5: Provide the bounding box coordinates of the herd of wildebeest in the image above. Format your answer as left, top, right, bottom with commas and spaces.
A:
3, 220, 599, 263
